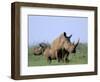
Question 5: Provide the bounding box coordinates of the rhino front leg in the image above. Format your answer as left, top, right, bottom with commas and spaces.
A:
65, 53, 69, 63
57, 49, 63, 63
48, 56, 52, 64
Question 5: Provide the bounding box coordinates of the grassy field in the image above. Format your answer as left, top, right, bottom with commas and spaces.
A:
28, 43, 88, 66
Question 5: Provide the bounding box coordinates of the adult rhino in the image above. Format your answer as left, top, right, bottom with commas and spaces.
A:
44, 32, 78, 63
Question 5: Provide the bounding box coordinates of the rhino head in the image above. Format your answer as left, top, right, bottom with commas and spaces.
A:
64, 39, 80, 53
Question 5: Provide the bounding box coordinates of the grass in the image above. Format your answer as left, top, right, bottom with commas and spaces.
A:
28, 43, 88, 66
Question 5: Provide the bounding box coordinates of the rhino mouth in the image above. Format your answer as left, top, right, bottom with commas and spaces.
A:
72, 49, 76, 53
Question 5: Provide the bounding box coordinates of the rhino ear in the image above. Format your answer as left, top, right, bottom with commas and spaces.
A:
39, 43, 43, 48
63, 32, 67, 37
68, 34, 72, 39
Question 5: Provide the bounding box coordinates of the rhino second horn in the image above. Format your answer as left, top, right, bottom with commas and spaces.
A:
75, 39, 80, 48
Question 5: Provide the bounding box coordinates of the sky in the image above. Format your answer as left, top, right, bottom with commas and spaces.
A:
28, 15, 88, 46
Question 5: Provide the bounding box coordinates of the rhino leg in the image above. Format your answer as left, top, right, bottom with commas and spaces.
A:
48, 56, 52, 64
57, 49, 63, 63
65, 53, 69, 63
58, 57, 61, 63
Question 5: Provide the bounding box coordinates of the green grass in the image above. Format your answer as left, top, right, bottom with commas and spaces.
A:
28, 43, 88, 66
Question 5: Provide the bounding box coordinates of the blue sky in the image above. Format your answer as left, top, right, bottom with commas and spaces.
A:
28, 15, 88, 46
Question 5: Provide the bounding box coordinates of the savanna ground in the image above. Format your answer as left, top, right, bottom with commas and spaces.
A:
28, 43, 88, 66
